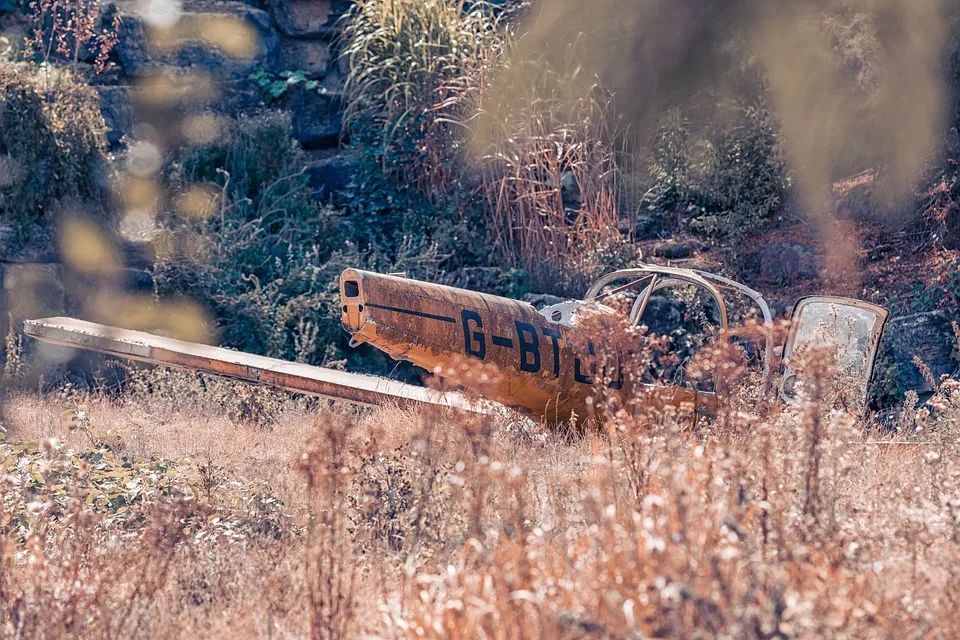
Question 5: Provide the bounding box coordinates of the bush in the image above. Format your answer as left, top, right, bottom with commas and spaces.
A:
342, 0, 635, 296
0, 64, 110, 232
153, 112, 448, 374
644, 99, 788, 237
337, 151, 500, 287
153, 112, 352, 367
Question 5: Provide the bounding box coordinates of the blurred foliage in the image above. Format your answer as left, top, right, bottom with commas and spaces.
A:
643, 101, 788, 238
0, 64, 110, 234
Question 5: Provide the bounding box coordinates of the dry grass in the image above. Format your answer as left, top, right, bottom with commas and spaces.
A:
472, 50, 630, 294
4, 351, 960, 638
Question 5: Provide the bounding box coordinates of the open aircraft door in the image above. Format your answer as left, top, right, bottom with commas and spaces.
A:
780, 296, 890, 408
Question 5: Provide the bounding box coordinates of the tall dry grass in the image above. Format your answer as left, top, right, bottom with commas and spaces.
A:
3, 337, 960, 637
472, 42, 629, 293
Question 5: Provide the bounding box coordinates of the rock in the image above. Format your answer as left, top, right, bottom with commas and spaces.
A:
318, 41, 350, 89
559, 171, 580, 208
306, 151, 354, 199
266, 0, 346, 38
522, 293, 566, 309
757, 242, 819, 284
881, 309, 960, 395
639, 295, 685, 336
653, 240, 701, 260
98, 85, 135, 146
277, 37, 331, 78
114, 2, 279, 78
285, 89, 341, 148
119, 240, 156, 270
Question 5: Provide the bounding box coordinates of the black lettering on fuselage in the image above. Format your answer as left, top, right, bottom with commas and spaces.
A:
574, 340, 596, 384
491, 335, 514, 348
542, 327, 562, 378
461, 310, 486, 359
515, 321, 541, 373
574, 341, 624, 388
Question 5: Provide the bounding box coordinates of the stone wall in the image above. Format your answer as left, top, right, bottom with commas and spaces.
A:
99, 0, 351, 195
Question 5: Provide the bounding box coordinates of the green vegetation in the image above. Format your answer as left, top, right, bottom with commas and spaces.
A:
338, 0, 518, 289
249, 68, 330, 104
0, 65, 110, 232
151, 111, 474, 374
645, 102, 788, 237
153, 112, 356, 367
341, 0, 501, 199
1, 434, 293, 542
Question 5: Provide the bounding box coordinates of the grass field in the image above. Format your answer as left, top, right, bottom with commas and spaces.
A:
3, 355, 960, 639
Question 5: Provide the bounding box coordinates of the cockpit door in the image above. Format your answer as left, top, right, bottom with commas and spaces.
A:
780, 296, 889, 407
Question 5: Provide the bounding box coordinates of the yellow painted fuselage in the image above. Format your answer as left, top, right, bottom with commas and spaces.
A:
340, 269, 713, 424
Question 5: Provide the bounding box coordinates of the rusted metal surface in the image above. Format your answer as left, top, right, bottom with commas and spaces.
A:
340, 268, 720, 424
23, 317, 481, 412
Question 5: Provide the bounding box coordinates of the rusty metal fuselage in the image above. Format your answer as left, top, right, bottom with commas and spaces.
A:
340, 269, 714, 424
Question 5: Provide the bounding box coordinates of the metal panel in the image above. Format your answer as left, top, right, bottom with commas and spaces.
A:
23, 317, 481, 413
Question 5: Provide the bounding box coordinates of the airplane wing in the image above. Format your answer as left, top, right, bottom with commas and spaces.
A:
23, 317, 484, 414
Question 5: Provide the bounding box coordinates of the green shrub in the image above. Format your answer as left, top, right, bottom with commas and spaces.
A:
153, 112, 448, 374
0, 65, 110, 230
644, 99, 788, 237
154, 112, 346, 366
337, 151, 497, 283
